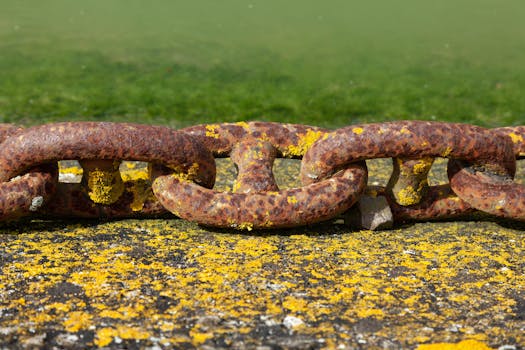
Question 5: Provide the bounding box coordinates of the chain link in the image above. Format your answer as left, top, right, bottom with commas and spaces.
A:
0, 121, 523, 229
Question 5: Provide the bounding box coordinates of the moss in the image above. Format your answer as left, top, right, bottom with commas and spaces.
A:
352, 127, 364, 135
508, 132, 523, 144
283, 129, 326, 157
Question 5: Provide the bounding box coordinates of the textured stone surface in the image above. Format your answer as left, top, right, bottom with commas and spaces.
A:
0, 158, 523, 349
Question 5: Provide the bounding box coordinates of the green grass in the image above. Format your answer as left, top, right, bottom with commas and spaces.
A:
1, 0, 524, 128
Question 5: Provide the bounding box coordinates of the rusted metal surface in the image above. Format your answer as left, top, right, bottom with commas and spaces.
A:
0, 123, 23, 140
156, 122, 366, 229
0, 124, 57, 220
448, 160, 525, 220
386, 157, 434, 206
0, 120, 524, 228
230, 137, 279, 193
301, 121, 524, 222
153, 162, 367, 229
495, 126, 525, 158
181, 121, 328, 157
41, 181, 167, 219
0, 122, 216, 188
301, 121, 515, 183
366, 185, 475, 223
0, 165, 58, 221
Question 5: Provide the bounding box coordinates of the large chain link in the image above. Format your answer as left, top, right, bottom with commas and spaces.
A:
0, 121, 523, 229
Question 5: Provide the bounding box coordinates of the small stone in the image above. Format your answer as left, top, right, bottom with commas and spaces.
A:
447, 324, 460, 332
283, 315, 304, 330
58, 172, 82, 183
29, 196, 44, 211
54, 333, 79, 347
21, 333, 46, 348
344, 195, 393, 230
260, 315, 279, 327
0, 327, 16, 336
196, 315, 221, 330
145, 345, 163, 350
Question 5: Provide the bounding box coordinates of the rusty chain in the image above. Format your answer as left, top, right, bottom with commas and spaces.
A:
0, 121, 523, 230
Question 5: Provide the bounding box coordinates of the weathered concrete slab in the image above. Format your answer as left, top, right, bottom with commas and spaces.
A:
0, 159, 523, 349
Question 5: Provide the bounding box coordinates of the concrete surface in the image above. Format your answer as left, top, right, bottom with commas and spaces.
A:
0, 158, 524, 349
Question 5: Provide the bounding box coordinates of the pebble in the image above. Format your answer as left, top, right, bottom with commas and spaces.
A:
54, 333, 79, 347
283, 315, 304, 330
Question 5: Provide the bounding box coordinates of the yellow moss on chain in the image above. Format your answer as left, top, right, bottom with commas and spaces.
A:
412, 157, 433, 175
508, 132, 523, 144
232, 179, 241, 193
400, 126, 411, 135
120, 165, 149, 182
283, 129, 326, 157
235, 121, 250, 130
85, 165, 124, 205
442, 146, 453, 157
169, 162, 200, 183
204, 124, 220, 139
394, 175, 429, 206
127, 179, 155, 211
287, 195, 298, 204
352, 127, 364, 135
234, 221, 254, 231
396, 185, 419, 206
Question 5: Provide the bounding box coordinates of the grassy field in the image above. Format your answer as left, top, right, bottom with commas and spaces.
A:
1, 0, 524, 128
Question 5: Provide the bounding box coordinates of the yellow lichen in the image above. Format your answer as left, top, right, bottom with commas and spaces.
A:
58, 163, 84, 176
356, 308, 384, 318
95, 325, 150, 347
235, 121, 250, 130
120, 167, 149, 182
236, 222, 254, 231
283, 296, 309, 313
232, 180, 242, 193
400, 127, 411, 135
95, 328, 117, 347
46, 302, 71, 312
283, 129, 326, 157
84, 162, 124, 205
417, 339, 492, 350
127, 179, 154, 212
287, 195, 298, 204
442, 146, 453, 157
412, 157, 433, 175
352, 127, 364, 135
508, 132, 523, 144
205, 124, 220, 139
63, 311, 93, 332
396, 185, 420, 206
170, 162, 200, 183
189, 328, 214, 345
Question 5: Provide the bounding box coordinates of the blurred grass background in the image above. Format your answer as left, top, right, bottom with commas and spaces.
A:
1, 0, 524, 128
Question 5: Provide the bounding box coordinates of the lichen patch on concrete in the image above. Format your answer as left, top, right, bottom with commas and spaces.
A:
0, 159, 523, 349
